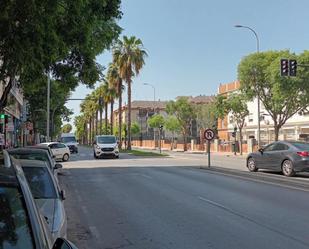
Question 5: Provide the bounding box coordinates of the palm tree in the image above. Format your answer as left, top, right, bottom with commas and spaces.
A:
113, 36, 147, 150
107, 62, 124, 147
107, 63, 123, 135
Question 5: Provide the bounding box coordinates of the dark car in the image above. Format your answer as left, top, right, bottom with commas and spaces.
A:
7, 148, 62, 175
246, 141, 309, 176
0, 150, 77, 249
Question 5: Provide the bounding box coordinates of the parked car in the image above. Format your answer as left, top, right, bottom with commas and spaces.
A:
93, 135, 119, 159
60, 133, 78, 154
0, 150, 77, 249
41, 142, 71, 162
27, 144, 56, 159
18, 159, 67, 242
7, 148, 62, 176
246, 141, 309, 176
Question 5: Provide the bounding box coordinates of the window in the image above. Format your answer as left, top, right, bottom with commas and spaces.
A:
49, 144, 58, 149
56, 143, 66, 149
97, 136, 116, 144
0, 186, 35, 249
61, 137, 76, 143
273, 143, 289, 151
291, 142, 309, 151
10, 153, 53, 171
263, 143, 276, 152
22, 167, 57, 199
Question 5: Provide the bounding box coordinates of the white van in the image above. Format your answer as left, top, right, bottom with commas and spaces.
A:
93, 135, 119, 159
60, 133, 78, 153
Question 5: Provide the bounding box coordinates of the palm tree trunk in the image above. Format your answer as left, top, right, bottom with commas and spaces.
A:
84, 121, 87, 145
118, 84, 122, 149
127, 81, 132, 150
89, 118, 92, 145
105, 102, 108, 134
96, 110, 99, 136
92, 113, 95, 140
100, 107, 103, 135
110, 99, 114, 135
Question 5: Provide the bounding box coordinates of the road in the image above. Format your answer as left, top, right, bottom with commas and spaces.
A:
59, 146, 309, 249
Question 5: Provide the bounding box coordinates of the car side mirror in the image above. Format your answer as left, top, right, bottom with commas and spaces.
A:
54, 163, 63, 170
52, 238, 78, 249
258, 148, 264, 154
60, 190, 66, 200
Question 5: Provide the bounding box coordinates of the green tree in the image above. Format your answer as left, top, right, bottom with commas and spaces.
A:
148, 114, 165, 147
147, 114, 165, 129
166, 97, 196, 151
113, 36, 147, 150
194, 103, 218, 131
62, 124, 72, 133
0, 0, 121, 111
238, 50, 309, 141
227, 94, 249, 155
165, 115, 181, 150
131, 122, 140, 136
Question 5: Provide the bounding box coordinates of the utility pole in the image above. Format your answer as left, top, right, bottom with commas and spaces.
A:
46, 72, 50, 142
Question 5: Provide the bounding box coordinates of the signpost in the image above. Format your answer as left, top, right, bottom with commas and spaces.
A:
203, 128, 215, 167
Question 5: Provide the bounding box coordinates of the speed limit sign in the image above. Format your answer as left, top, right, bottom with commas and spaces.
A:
203, 128, 215, 141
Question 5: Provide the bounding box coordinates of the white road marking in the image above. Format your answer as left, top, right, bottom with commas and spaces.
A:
197, 196, 229, 210
89, 226, 100, 239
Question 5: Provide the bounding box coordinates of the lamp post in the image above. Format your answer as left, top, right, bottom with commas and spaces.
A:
234, 24, 261, 147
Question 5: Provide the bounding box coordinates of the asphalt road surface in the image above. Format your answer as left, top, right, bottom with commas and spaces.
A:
59, 146, 309, 249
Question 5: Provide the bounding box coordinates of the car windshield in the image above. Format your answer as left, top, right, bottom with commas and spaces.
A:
61, 137, 76, 143
0, 186, 35, 249
97, 136, 116, 144
22, 167, 57, 199
10, 153, 53, 170
290, 142, 309, 150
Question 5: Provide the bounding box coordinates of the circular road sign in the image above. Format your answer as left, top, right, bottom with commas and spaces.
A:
204, 128, 215, 141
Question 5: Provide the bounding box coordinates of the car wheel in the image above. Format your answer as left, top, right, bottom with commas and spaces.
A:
94, 152, 98, 159
247, 157, 258, 172
115, 155, 119, 159
282, 159, 295, 177
62, 153, 69, 162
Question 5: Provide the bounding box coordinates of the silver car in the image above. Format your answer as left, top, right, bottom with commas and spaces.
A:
246, 141, 309, 177
18, 159, 67, 242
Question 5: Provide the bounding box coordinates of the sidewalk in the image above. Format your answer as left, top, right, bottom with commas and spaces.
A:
133, 146, 247, 159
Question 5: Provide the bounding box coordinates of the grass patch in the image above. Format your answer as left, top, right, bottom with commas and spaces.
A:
120, 149, 168, 157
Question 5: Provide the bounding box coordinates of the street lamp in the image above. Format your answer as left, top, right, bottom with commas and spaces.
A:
234, 24, 261, 147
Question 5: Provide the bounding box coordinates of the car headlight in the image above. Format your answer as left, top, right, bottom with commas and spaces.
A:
96, 145, 101, 150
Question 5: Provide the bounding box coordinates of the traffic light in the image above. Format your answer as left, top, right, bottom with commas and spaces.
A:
280, 59, 289, 76
159, 125, 163, 130
289, 59, 297, 77
231, 132, 236, 138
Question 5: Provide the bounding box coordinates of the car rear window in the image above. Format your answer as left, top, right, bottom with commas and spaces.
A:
0, 186, 35, 249
10, 153, 53, 170
22, 167, 57, 199
290, 142, 309, 150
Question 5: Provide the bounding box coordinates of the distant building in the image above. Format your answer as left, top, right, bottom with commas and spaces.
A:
113, 100, 168, 140
217, 80, 309, 144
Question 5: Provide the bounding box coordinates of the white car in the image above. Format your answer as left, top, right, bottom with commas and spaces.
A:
41, 142, 70, 162
93, 135, 119, 159
18, 159, 67, 242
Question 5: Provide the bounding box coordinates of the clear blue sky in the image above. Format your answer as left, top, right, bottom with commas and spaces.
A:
67, 0, 309, 127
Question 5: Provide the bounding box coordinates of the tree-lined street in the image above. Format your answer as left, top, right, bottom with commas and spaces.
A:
60, 147, 309, 249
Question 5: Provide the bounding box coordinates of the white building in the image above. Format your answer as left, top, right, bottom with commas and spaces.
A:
226, 95, 309, 144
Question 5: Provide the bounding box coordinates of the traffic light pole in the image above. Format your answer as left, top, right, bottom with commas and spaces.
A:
46, 72, 50, 142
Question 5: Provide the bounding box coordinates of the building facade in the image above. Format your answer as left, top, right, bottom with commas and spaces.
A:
217, 80, 309, 145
